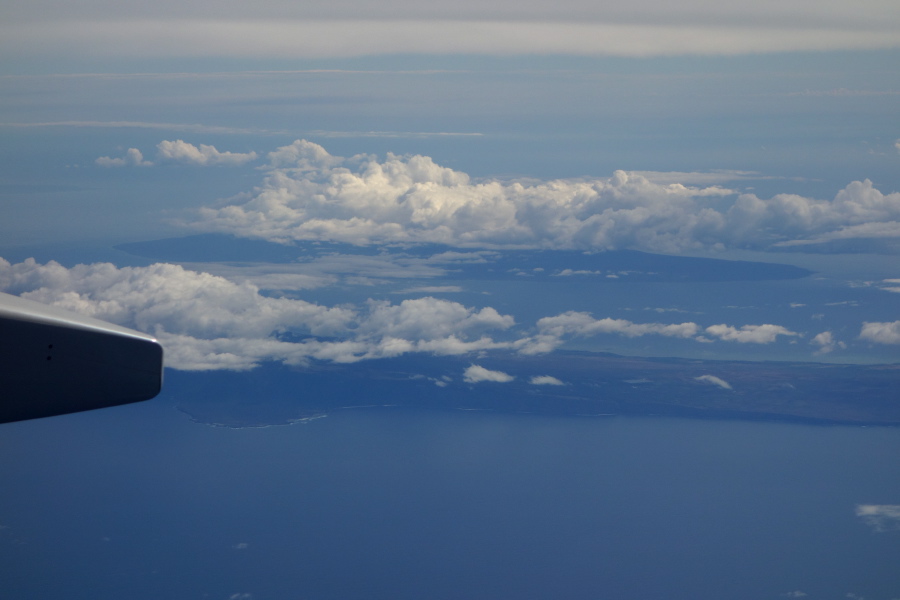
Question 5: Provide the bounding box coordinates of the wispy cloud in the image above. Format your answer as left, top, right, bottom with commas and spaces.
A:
308, 130, 483, 139
694, 374, 732, 390
810, 331, 846, 354
1, 121, 267, 134
856, 504, 900, 532
394, 286, 464, 294
788, 89, 900, 97
529, 375, 564, 385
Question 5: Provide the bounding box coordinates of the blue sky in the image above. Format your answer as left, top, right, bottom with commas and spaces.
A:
1, 0, 899, 370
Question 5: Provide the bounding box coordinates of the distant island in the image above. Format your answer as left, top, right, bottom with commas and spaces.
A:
116, 234, 813, 283
170, 351, 900, 428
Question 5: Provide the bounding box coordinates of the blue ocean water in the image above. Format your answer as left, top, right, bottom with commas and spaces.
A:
1, 396, 899, 600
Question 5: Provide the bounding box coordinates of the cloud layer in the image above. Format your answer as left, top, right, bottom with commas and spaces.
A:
4, 4, 899, 61
0, 257, 515, 370
0, 257, 829, 371
189, 140, 900, 253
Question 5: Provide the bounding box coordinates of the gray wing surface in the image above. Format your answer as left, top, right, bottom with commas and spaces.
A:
0, 292, 163, 423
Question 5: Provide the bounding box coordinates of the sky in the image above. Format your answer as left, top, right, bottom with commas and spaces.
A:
1, 0, 899, 371
2, 1, 900, 598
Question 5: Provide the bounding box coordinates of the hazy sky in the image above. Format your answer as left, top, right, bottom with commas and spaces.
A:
3, 0, 899, 62
1, 0, 899, 370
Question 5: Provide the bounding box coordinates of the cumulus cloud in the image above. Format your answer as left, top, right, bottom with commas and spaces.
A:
704, 323, 799, 344
810, 331, 846, 354
463, 364, 515, 383
188, 140, 900, 253
0, 256, 830, 371
859, 321, 900, 344
394, 285, 464, 294
0, 257, 518, 371
156, 139, 257, 166
856, 504, 900, 532
530, 375, 564, 385
96, 140, 257, 168
694, 374, 732, 390
96, 147, 152, 167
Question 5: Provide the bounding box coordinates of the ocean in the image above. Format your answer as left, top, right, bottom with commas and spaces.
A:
2, 396, 899, 600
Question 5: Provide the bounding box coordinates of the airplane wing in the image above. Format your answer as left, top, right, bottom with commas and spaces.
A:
0, 291, 163, 424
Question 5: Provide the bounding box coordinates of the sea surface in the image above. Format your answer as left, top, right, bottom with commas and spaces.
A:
2, 395, 899, 600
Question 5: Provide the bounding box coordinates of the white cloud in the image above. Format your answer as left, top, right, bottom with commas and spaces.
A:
356, 298, 514, 341
859, 321, 900, 344
530, 375, 564, 385
156, 139, 257, 166
188, 140, 900, 253
856, 504, 900, 532
0, 256, 846, 371
704, 323, 799, 344
878, 279, 900, 294
515, 311, 700, 355
0, 257, 519, 371
810, 331, 846, 354
179, 263, 336, 291
96, 140, 257, 168
463, 364, 514, 383
535, 311, 698, 339
96, 147, 152, 167
694, 374, 732, 390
